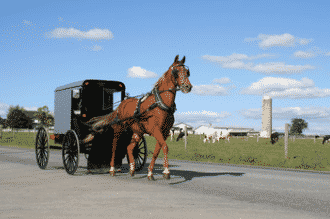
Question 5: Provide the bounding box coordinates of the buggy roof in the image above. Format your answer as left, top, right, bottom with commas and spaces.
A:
55, 79, 125, 92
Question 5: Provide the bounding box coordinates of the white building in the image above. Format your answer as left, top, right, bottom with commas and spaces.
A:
194, 125, 258, 137
172, 123, 194, 134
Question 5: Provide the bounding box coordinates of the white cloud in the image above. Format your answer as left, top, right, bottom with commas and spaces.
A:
91, 45, 102, 51
202, 53, 276, 64
212, 77, 231, 84
0, 103, 9, 118
174, 110, 232, 124
241, 77, 330, 99
23, 106, 39, 111
191, 84, 229, 96
46, 28, 114, 40
325, 52, 330, 56
241, 106, 330, 120
294, 51, 316, 58
202, 54, 315, 74
127, 66, 158, 78
23, 20, 33, 26
244, 33, 312, 48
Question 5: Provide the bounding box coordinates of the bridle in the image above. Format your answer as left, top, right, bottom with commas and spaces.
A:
169, 63, 190, 92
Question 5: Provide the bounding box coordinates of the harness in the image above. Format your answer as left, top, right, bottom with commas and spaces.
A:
108, 63, 188, 134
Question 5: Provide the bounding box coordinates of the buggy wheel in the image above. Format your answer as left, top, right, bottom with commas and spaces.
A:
35, 127, 50, 169
127, 136, 147, 172
62, 130, 80, 175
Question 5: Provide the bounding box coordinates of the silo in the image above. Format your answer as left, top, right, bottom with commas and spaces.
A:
261, 95, 272, 138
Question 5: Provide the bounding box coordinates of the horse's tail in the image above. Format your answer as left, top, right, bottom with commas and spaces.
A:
86, 110, 119, 133
85, 114, 108, 126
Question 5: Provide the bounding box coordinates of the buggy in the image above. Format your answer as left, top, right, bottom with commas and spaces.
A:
35, 79, 147, 175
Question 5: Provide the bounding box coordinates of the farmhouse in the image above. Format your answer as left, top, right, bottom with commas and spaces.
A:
172, 123, 194, 134
194, 125, 259, 136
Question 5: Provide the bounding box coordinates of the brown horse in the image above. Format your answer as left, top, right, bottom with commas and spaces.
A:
81, 55, 192, 180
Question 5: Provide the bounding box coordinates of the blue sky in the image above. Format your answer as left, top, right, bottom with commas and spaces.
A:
1, 0, 330, 134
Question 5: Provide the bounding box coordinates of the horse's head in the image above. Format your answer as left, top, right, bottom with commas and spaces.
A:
170, 55, 193, 93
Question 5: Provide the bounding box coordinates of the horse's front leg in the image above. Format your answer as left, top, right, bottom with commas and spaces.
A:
149, 130, 170, 180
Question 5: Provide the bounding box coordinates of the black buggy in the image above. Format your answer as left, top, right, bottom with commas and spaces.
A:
35, 79, 147, 175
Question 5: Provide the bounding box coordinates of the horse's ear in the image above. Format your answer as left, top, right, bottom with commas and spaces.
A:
181, 56, 185, 64
174, 55, 179, 63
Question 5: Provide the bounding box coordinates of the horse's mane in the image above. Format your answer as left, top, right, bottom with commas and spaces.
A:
153, 69, 171, 89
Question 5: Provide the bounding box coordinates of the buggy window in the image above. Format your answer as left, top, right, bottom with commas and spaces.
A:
103, 88, 121, 111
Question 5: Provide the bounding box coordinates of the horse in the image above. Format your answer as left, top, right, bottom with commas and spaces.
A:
81, 55, 192, 180
322, 135, 330, 144
270, 132, 279, 144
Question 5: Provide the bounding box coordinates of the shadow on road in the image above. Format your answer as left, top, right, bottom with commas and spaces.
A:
67, 163, 245, 185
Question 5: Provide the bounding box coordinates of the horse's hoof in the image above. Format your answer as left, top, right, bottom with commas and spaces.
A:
129, 170, 135, 176
163, 173, 170, 179
109, 171, 115, 176
148, 175, 155, 181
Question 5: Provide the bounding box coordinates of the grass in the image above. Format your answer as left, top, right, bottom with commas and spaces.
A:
1, 131, 330, 172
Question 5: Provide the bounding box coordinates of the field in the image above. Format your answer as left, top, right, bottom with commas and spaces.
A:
1, 131, 330, 172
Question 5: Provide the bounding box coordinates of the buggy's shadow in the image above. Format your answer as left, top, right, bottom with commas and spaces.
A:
78, 163, 245, 185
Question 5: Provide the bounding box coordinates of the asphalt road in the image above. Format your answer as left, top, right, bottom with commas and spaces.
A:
0, 145, 329, 219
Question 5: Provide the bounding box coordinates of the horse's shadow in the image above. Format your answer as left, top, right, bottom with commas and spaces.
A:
77, 163, 244, 185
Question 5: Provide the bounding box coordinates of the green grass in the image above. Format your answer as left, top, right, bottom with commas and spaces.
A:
145, 135, 330, 172
1, 131, 330, 172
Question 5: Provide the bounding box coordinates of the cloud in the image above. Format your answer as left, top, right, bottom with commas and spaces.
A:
0, 103, 9, 118
293, 47, 328, 58
45, 28, 114, 40
244, 33, 312, 48
23, 106, 39, 111
294, 51, 316, 58
212, 77, 231, 84
127, 66, 158, 78
191, 84, 229, 96
202, 53, 276, 64
91, 45, 102, 51
174, 110, 232, 124
23, 20, 33, 25
202, 54, 315, 74
241, 106, 330, 120
241, 77, 330, 99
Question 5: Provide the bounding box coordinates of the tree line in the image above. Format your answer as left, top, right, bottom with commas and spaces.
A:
0, 105, 54, 130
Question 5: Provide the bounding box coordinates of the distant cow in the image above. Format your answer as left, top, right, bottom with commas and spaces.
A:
315, 135, 320, 139
176, 129, 188, 142
322, 135, 330, 144
271, 132, 279, 144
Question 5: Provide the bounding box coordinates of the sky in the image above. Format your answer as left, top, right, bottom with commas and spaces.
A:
1, 0, 330, 135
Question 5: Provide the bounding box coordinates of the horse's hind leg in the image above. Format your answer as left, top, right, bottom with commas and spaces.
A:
126, 133, 142, 176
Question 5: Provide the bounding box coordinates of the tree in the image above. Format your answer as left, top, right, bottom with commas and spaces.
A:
34, 106, 54, 128
6, 105, 29, 137
289, 118, 308, 136
0, 116, 5, 126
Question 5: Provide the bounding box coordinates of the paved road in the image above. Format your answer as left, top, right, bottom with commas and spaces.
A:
0, 145, 329, 219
